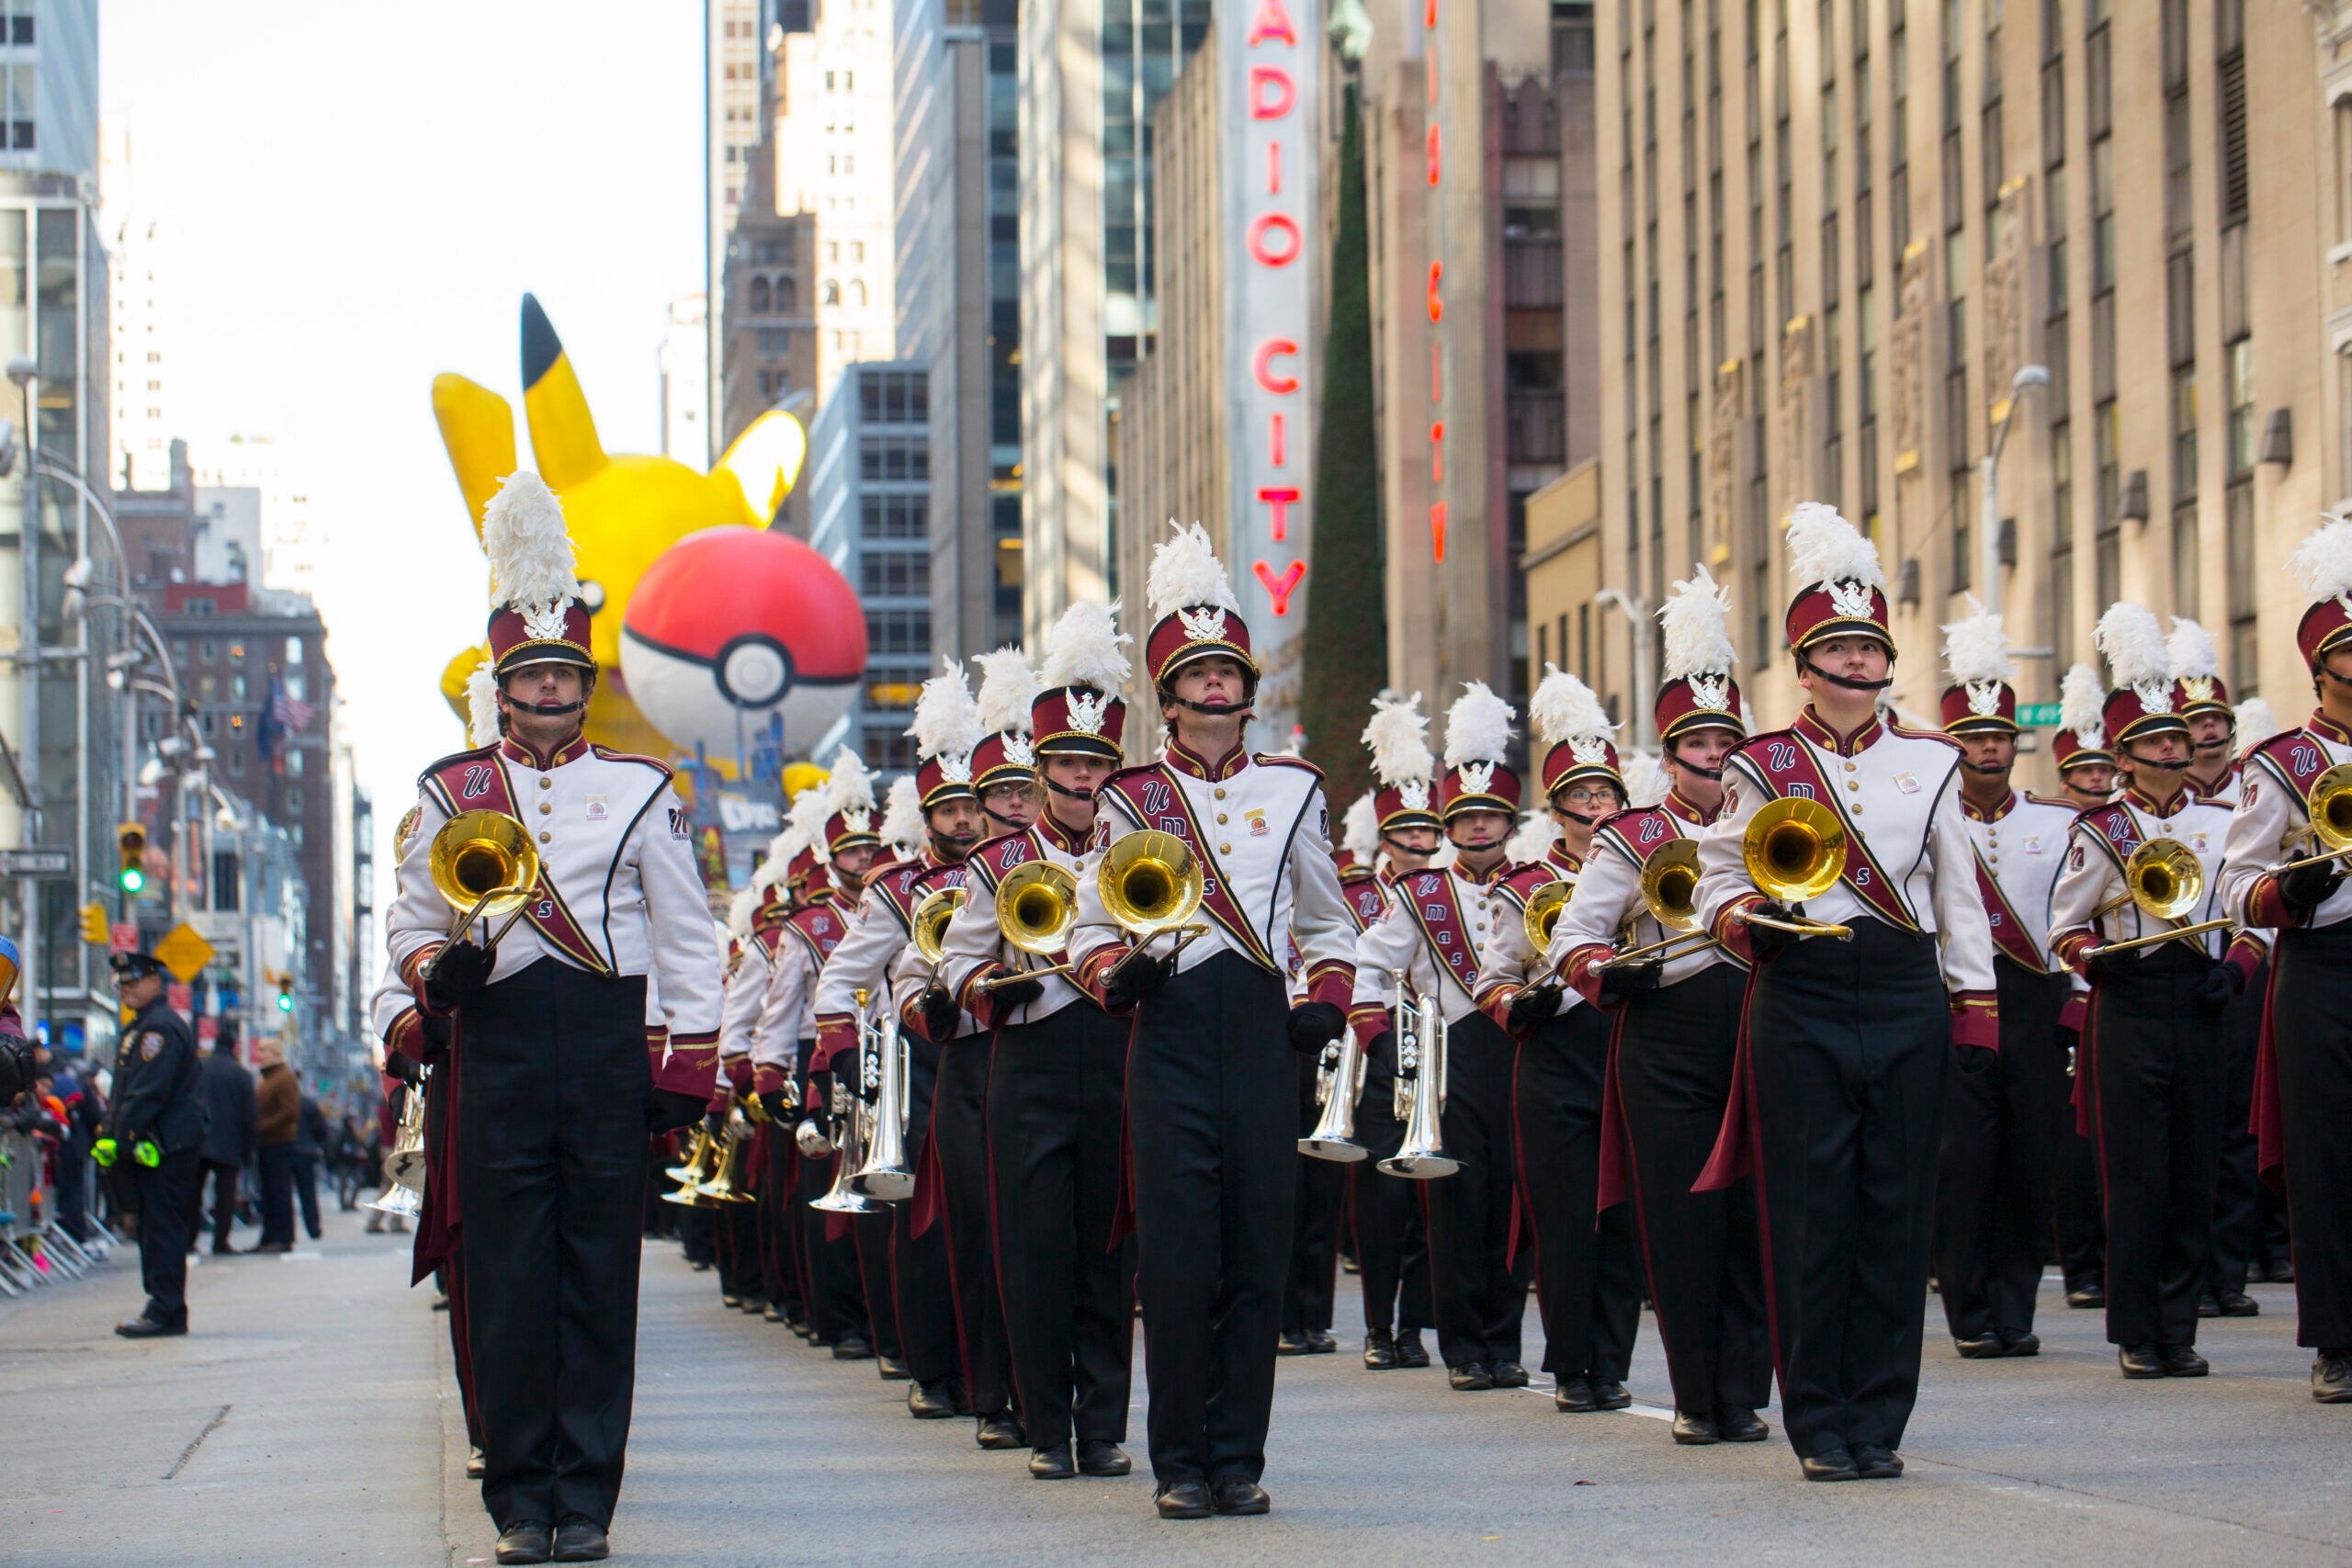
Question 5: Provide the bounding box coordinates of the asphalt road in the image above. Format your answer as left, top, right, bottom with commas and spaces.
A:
5, 1206, 2348, 1566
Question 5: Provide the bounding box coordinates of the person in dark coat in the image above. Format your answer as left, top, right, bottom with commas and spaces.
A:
192, 1023, 258, 1255
103, 952, 209, 1337
294, 1093, 328, 1240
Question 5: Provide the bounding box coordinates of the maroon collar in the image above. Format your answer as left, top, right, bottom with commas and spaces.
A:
499, 732, 589, 770
1961, 790, 2018, 823
1162, 736, 1251, 782
2310, 710, 2352, 746
2123, 784, 2189, 817
1453, 854, 1510, 886
1545, 842, 1584, 874
1663, 788, 1716, 826
1792, 706, 1884, 756
1035, 811, 1091, 855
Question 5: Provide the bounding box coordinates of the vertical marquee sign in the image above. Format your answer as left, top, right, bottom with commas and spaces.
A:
1422, 0, 1451, 567
1220, 0, 1320, 744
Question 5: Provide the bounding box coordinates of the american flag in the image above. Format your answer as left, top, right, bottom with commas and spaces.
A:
270, 679, 314, 734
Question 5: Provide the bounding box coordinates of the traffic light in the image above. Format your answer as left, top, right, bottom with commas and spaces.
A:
79, 902, 107, 945
276, 975, 294, 1013
116, 823, 147, 895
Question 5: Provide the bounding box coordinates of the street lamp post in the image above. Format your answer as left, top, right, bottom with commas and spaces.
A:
1593, 588, 1654, 750
9, 355, 39, 1039
1979, 364, 2051, 618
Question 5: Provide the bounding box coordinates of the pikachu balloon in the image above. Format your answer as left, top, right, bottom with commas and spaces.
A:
432, 295, 865, 761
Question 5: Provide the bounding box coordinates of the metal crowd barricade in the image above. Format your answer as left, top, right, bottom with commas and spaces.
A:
0, 1129, 116, 1295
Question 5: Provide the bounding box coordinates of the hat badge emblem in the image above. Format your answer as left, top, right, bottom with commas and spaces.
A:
1398, 778, 1431, 811
2132, 680, 2175, 716
1965, 680, 2003, 717
940, 751, 974, 785
841, 809, 871, 836
1176, 604, 1228, 643
1569, 737, 1610, 765
1067, 688, 1110, 735
1826, 579, 1876, 621
1689, 672, 1729, 711
2181, 675, 2215, 704
1004, 733, 1035, 769
520, 596, 573, 644
1457, 761, 1496, 795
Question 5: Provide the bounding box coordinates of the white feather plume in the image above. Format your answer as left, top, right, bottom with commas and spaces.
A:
974, 646, 1040, 736
881, 775, 926, 854
1039, 599, 1134, 692
1444, 682, 1519, 768
727, 886, 759, 938
2167, 616, 2221, 682
1659, 564, 1738, 680
465, 659, 501, 748
907, 658, 982, 761
1940, 595, 2015, 686
825, 748, 877, 816
1361, 690, 1435, 787
1340, 792, 1381, 862
1528, 665, 1613, 749
2095, 602, 2172, 690
1504, 808, 1561, 864
2234, 696, 2278, 756
2058, 662, 2108, 745
786, 780, 833, 863
1147, 521, 1239, 620
1620, 749, 1667, 807
1782, 501, 1885, 592
2287, 513, 2352, 604
481, 470, 581, 609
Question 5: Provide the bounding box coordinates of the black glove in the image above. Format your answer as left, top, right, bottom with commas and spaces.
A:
1598, 962, 1663, 1005
2196, 961, 2242, 1014
1104, 952, 1173, 1008
645, 1089, 706, 1134
1507, 984, 1562, 1033
759, 1089, 794, 1123
2083, 946, 2132, 985
382, 1050, 423, 1089
1956, 1044, 1996, 1075
919, 985, 960, 1041
425, 940, 495, 1009
1365, 1029, 1399, 1076
1741, 902, 1799, 964
1286, 1001, 1346, 1055
2278, 858, 2346, 913
988, 973, 1046, 1010
702, 1108, 727, 1136
0, 1032, 32, 1104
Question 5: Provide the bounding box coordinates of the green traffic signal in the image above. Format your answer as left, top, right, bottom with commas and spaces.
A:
119, 865, 146, 894
276, 989, 293, 1012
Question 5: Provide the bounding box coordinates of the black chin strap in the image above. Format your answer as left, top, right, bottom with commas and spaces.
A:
1162, 694, 1256, 717
516, 698, 588, 716
1673, 762, 1725, 782
1796, 652, 1896, 692
1043, 775, 1096, 802
1555, 807, 1599, 828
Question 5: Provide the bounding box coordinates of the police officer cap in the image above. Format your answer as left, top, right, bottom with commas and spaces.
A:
108, 950, 168, 981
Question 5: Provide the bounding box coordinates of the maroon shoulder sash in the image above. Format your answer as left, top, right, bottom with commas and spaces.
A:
1488, 862, 1563, 914
1736, 733, 1917, 931
1596, 805, 1681, 868
864, 858, 934, 932
423, 753, 610, 974
1102, 766, 1280, 973
1971, 847, 2049, 973
2076, 803, 2145, 870
2249, 730, 2334, 819
1340, 874, 1389, 933
783, 903, 847, 966
1395, 869, 1481, 991
968, 830, 1039, 895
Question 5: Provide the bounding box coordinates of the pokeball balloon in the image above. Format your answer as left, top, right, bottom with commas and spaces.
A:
619, 527, 866, 757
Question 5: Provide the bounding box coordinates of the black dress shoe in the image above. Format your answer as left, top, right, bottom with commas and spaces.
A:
1210, 1477, 1272, 1516
763, 1301, 788, 1323
1276, 1329, 1310, 1355
2066, 1282, 2107, 1309
1954, 1333, 2004, 1359
1393, 1329, 1431, 1368
551, 1517, 610, 1562
1363, 1329, 1397, 1370
976, 1413, 1025, 1449
2215, 1292, 2259, 1317
876, 1354, 911, 1381
1155, 1480, 1212, 1519
1671, 1411, 1719, 1444
2312, 1348, 2352, 1404
1852, 1445, 1904, 1480
833, 1336, 875, 1360
1801, 1450, 1860, 1482
1997, 1328, 2041, 1357
1714, 1406, 1770, 1442
1591, 1378, 1633, 1410
1490, 1359, 1531, 1388
2118, 1343, 2165, 1379
114, 1317, 187, 1338
493, 1521, 552, 1564
2267, 1260, 2297, 1284
1553, 1374, 1596, 1412
2157, 1343, 2209, 1377
1078, 1439, 1132, 1475
1449, 1361, 1494, 1391
1029, 1443, 1077, 1479
1306, 1328, 1339, 1354
908, 1378, 955, 1417
2196, 1292, 2221, 1319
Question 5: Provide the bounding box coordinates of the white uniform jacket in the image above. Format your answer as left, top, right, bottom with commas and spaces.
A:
1958, 790, 2079, 974
1553, 792, 1748, 1005
1470, 844, 1588, 1027
1347, 858, 1522, 1042
810, 854, 941, 1072
942, 815, 1097, 1030
2222, 715, 2352, 933
751, 897, 851, 1097
2049, 785, 2249, 976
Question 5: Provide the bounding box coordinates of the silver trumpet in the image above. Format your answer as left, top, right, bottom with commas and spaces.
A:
366, 1066, 429, 1218
1299, 1030, 1369, 1162
850, 996, 915, 1201
812, 989, 886, 1214
1378, 972, 1458, 1179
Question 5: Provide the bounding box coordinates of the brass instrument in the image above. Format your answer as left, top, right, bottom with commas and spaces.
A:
811, 989, 884, 1214
424, 809, 542, 981
978, 859, 1079, 991
692, 1112, 758, 1205
1730, 797, 1854, 942
850, 997, 915, 1201
365, 1066, 428, 1219
2082, 837, 2234, 958
1299, 1031, 1370, 1161
663, 1124, 716, 1182
2264, 761, 2352, 878
1098, 829, 1210, 986
1596, 838, 1727, 968
909, 884, 966, 986
1378, 973, 1458, 1179
1521, 879, 1572, 956
661, 1123, 726, 1209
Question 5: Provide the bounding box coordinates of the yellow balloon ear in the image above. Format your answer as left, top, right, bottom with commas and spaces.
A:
432, 376, 518, 540
520, 293, 610, 489
714, 409, 808, 525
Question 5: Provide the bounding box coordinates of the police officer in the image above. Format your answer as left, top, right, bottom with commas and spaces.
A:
103, 950, 209, 1338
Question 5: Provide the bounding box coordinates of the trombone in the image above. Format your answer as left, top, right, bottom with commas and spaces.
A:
2082, 838, 2235, 958
424, 808, 541, 978
1097, 829, 1210, 987
850, 994, 915, 1201
1378, 973, 1459, 1179
1730, 797, 1854, 942
1594, 838, 1721, 969
1299, 1029, 1370, 1162
1521, 879, 1572, 956
2263, 762, 2352, 878
909, 884, 966, 985
977, 859, 1079, 991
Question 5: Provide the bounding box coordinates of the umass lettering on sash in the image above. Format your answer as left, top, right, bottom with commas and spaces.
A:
1488, 862, 1561, 914
1599, 806, 1679, 868
423, 752, 611, 974
1397, 871, 1481, 990
1103, 767, 1279, 973
2079, 804, 2144, 869
1342, 880, 1389, 932
2250, 730, 2333, 811
1970, 848, 2048, 972
1742, 734, 1918, 930
866, 860, 935, 931
784, 905, 844, 967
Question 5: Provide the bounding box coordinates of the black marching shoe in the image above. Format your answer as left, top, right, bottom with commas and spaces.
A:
2197, 1292, 2222, 1319
1393, 1329, 1431, 1368
1553, 1374, 1596, 1412
1591, 1378, 1633, 1410
2066, 1281, 2107, 1310
1449, 1360, 1494, 1391
1997, 1328, 2041, 1357
2214, 1292, 2259, 1317
1078, 1439, 1133, 1476
1363, 1329, 1397, 1370
1490, 1360, 1531, 1389
493, 1521, 552, 1565
976, 1413, 1025, 1450
2266, 1259, 2298, 1284
1155, 1481, 1212, 1519
1714, 1406, 1770, 1442
113, 1317, 186, 1339
1954, 1333, 2004, 1359
1029, 1443, 1077, 1480
2118, 1343, 2165, 1379
1276, 1329, 1311, 1355
741, 1296, 768, 1315
2312, 1348, 2352, 1404
1853, 1446, 1905, 1480
876, 1353, 911, 1381
1671, 1411, 1720, 1445
551, 1517, 610, 1562
832, 1336, 875, 1361
2157, 1344, 2209, 1377
1801, 1449, 1860, 1482
1306, 1327, 1340, 1354
1210, 1478, 1272, 1516
908, 1378, 956, 1418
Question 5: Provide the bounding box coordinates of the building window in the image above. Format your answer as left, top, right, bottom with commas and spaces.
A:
860, 493, 927, 539
2226, 478, 2256, 693
858, 435, 929, 482
6, 62, 31, 151
749, 276, 770, 312
2227, 338, 2256, 479
2335, 97, 2352, 250
859, 548, 931, 598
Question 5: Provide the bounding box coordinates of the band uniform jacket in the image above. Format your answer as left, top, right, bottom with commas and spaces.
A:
2192, 760, 2246, 809
942, 815, 1098, 1031
2050, 787, 2251, 976
810, 855, 942, 1071
1553, 795, 1749, 1004
1347, 859, 1522, 1044
1472, 843, 1589, 1027
891, 862, 984, 1043
386, 735, 723, 1100
752, 897, 849, 1100
718, 908, 787, 1072
1959, 791, 2078, 974
2222, 715, 2352, 934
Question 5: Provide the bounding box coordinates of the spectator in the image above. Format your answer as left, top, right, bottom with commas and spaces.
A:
251, 1039, 300, 1253
333, 1112, 368, 1210
192, 1026, 258, 1256
48, 1060, 98, 1241
293, 1090, 328, 1241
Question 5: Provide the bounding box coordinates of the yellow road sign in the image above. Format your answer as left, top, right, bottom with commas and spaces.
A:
153, 922, 217, 983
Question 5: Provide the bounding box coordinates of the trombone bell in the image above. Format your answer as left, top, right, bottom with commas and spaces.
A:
1521, 879, 1572, 958
910, 886, 967, 966
1640, 839, 1702, 931
427, 809, 541, 939
1100, 829, 1211, 983
1743, 797, 1847, 904
996, 860, 1078, 954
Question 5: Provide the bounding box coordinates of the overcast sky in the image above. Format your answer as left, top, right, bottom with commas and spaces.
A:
103, 1, 707, 958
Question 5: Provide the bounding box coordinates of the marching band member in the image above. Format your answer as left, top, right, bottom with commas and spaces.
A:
941, 599, 1139, 1481
2051, 663, 2115, 1311
2221, 515, 2352, 1404
1690, 502, 1996, 1483
1929, 600, 2077, 1359
1349, 683, 1535, 1395
388, 473, 722, 1564
1553, 568, 1767, 1442
2049, 603, 2252, 1382
1066, 524, 1355, 1519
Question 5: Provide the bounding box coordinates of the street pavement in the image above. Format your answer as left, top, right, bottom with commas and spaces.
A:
5, 1206, 2349, 1566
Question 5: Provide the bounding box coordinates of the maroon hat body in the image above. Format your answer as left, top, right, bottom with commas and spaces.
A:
1655, 674, 1745, 744
1033, 685, 1126, 758
969, 730, 1039, 790
2103, 681, 2191, 746
1375, 779, 1442, 832
488, 600, 594, 676
1939, 681, 2018, 735
1441, 762, 1523, 818
1145, 607, 1257, 690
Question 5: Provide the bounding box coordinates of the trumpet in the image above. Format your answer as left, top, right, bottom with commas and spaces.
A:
424, 808, 541, 980
1378, 973, 1459, 1179
2082, 837, 2234, 958
1098, 829, 1211, 987
978, 859, 1079, 991
2264, 762, 2352, 878
1595, 839, 1725, 969
365, 1067, 429, 1218
850, 994, 915, 1201
1299, 1031, 1370, 1161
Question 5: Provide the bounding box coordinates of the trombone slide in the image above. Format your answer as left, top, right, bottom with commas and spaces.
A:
977, 960, 1076, 990
1593, 930, 1723, 969
1734, 907, 1852, 942
2082, 916, 2236, 959
1102, 921, 1209, 987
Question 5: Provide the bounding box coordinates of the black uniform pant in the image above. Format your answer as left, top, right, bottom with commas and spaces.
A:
2086, 943, 2227, 1349
132, 1147, 198, 1328
1513, 1006, 1635, 1382
1618, 964, 1769, 1414
794, 1040, 865, 1346
1284, 1054, 1345, 1336
760, 1129, 800, 1318
2271, 923, 2352, 1348
988, 1001, 1136, 1449
2207, 960, 2268, 1302
1424, 1010, 1529, 1371
933, 1031, 1012, 1416
1935, 963, 2071, 1342
458, 962, 653, 1531
890, 1036, 958, 1388
1126, 953, 1293, 1487
1747, 921, 1948, 1461
1350, 1056, 1431, 1338
198, 1158, 241, 1252
2053, 1022, 2106, 1290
